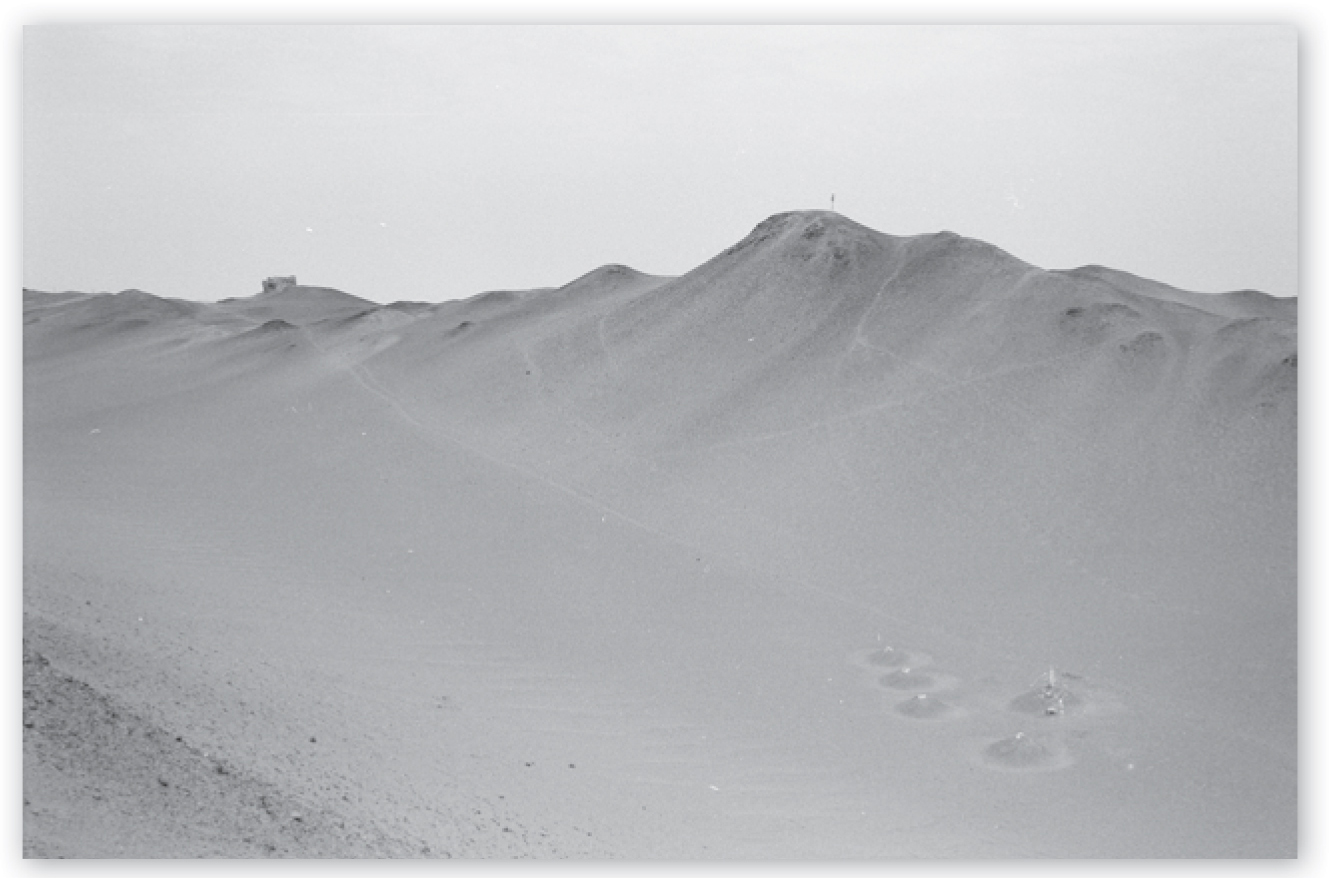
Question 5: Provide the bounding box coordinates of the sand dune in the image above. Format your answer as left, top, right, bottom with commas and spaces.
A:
23, 210, 1295, 857
212, 284, 378, 326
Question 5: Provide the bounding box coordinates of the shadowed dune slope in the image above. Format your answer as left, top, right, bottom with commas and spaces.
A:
24, 211, 1295, 857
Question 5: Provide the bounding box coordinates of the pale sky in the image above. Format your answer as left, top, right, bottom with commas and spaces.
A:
23, 23, 1299, 302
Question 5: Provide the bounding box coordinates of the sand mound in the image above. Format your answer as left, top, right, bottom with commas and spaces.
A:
893, 694, 965, 721
848, 646, 933, 673
978, 733, 1072, 772
1008, 684, 1087, 718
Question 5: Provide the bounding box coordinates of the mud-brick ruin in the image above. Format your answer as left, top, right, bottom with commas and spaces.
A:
262, 276, 296, 294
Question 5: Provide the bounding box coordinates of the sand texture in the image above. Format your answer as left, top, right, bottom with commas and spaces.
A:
23, 211, 1296, 857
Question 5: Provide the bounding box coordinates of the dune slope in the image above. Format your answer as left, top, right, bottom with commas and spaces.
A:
23, 211, 1295, 857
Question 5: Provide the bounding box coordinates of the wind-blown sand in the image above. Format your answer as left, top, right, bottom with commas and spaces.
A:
23, 211, 1296, 857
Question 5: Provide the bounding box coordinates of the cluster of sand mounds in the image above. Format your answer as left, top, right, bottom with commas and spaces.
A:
850, 643, 1088, 771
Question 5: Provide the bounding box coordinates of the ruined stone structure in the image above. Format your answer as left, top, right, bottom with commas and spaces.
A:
262, 276, 297, 295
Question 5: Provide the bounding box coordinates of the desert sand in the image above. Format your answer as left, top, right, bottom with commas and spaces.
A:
23, 211, 1296, 857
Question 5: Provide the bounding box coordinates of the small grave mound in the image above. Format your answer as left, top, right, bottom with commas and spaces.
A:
981, 732, 1071, 772
894, 694, 962, 720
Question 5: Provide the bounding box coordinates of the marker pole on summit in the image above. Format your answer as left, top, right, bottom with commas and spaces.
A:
831, 193, 836, 212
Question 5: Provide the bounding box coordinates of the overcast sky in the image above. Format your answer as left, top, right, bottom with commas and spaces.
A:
24, 24, 1298, 302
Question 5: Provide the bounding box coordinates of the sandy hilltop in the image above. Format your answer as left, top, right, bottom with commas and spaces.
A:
23, 210, 1296, 857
